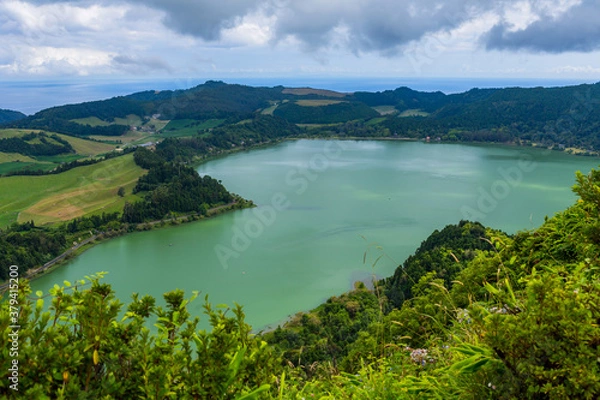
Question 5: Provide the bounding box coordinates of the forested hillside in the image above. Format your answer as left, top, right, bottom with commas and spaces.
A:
3, 167, 600, 398
4, 80, 600, 151
0, 109, 25, 124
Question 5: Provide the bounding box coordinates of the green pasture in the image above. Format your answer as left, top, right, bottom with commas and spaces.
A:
0, 154, 145, 227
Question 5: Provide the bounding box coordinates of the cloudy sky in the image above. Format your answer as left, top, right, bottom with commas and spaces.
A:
1, 0, 600, 82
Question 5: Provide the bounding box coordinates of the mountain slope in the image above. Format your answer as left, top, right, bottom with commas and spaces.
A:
6, 80, 600, 150
0, 108, 26, 124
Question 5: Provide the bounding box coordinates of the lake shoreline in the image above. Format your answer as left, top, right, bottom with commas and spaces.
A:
23, 139, 600, 331
0, 200, 253, 291
3, 136, 596, 292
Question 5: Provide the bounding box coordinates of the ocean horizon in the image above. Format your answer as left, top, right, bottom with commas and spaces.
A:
1, 76, 598, 115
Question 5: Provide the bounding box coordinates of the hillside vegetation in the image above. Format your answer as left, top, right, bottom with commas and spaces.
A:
2, 167, 600, 398
0, 109, 25, 124
0, 154, 145, 227
0, 129, 119, 175
4, 80, 600, 152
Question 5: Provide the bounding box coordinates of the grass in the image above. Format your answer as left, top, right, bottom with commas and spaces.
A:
0, 162, 55, 175
35, 154, 85, 163
0, 129, 117, 175
88, 119, 169, 144
114, 114, 143, 126
58, 134, 117, 155
72, 114, 143, 127
399, 109, 429, 117
372, 106, 398, 115
70, 117, 111, 127
145, 118, 170, 132
281, 88, 347, 98
0, 129, 116, 156
0, 154, 145, 227
89, 130, 150, 145
0, 153, 37, 163
0, 129, 38, 138
295, 99, 346, 107
261, 103, 279, 115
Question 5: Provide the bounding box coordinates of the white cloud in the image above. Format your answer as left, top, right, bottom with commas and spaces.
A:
534, 0, 583, 19
0, 0, 599, 79
501, 1, 539, 31
0, 0, 128, 36
5, 46, 112, 75
0, 0, 182, 76
220, 10, 275, 46
552, 65, 600, 74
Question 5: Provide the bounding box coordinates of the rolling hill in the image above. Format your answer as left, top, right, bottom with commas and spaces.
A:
3, 80, 600, 150
0, 108, 26, 124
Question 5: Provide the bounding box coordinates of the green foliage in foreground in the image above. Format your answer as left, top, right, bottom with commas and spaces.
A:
1, 274, 279, 399
2, 168, 600, 399
268, 167, 600, 399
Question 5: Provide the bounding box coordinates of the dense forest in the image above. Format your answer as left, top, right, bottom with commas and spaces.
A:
0, 213, 121, 281
0, 109, 25, 124
0, 221, 67, 281
121, 148, 234, 223
151, 115, 302, 163
273, 101, 379, 123
3, 168, 600, 398
12, 117, 129, 137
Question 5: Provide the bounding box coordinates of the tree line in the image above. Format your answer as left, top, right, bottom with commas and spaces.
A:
121, 148, 234, 223
0, 132, 73, 156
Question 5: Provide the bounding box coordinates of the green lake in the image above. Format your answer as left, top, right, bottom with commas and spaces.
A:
31, 140, 600, 329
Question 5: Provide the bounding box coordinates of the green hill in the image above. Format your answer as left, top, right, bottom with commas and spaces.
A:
0, 108, 26, 124
6, 80, 600, 151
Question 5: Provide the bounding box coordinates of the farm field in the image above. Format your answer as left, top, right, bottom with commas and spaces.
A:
70, 116, 111, 127
260, 102, 279, 115
0, 152, 38, 163
89, 130, 152, 145
295, 99, 346, 107
372, 105, 399, 115
0, 161, 56, 176
0, 154, 145, 227
0, 129, 118, 174
0, 129, 36, 138
0, 128, 116, 155
71, 114, 143, 127
281, 87, 347, 97
399, 108, 429, 117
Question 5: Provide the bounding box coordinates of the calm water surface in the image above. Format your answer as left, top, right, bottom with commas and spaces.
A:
31, 140, 600, 329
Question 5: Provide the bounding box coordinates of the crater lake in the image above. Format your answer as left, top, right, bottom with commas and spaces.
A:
31, 140, 600, 329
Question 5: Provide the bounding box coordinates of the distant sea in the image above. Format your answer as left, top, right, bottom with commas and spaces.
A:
1, 76, 598, 115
